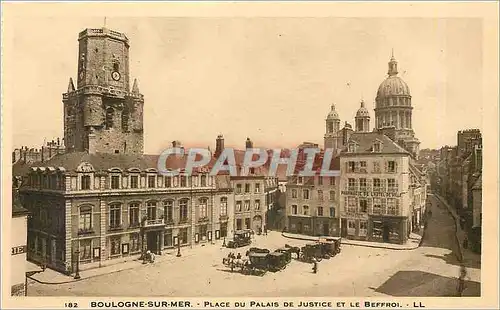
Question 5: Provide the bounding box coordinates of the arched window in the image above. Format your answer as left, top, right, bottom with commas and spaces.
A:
79, 205, 93, 232
163, 200, 174, 223
106, 108, 114, 129
146, 201, 157, 220
179, 199, 189, 223
220, 197, 228, 216
121, 107, 129, 132
200, 175, 207, 187
109, 203, 122, 229
199, 198, 208, 218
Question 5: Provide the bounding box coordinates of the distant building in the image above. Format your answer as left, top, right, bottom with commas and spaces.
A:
457, 129, 482, 159
432, 130, 482, 253
11, 189, 29, 296
12, 139, 66, 168
472, 174, 482, 229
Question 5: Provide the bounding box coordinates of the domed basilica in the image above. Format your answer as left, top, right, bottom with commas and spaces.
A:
324, 53, 420, 158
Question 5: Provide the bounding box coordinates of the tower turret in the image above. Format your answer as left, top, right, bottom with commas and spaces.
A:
355, 99, 370, 132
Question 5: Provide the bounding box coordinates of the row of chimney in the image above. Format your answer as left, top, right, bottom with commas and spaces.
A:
170, 135, 255, 158
13, 138, 64, 164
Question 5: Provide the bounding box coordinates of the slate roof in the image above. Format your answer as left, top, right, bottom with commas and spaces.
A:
19, 150, 275, 176
13, 160, 32, 177
340, 132, 409, 155
12, 189, 29, 217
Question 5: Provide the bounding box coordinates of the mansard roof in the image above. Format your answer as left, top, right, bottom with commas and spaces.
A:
340, 132, 409, 155
12, 189, 29, 217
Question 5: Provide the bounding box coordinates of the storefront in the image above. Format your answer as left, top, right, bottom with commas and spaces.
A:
369, 215, 408, 244
289, 216, 340, 237
341, 214, 408, 244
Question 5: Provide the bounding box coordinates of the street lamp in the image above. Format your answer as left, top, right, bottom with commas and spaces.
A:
222, 236, 226, 247
74, 249, 81, 279
176, 236, 182, 257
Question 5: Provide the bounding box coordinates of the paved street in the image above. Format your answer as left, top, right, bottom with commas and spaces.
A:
29, 196, 480, 297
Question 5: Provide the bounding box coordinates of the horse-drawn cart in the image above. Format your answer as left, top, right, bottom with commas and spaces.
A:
300, 243, 325, 262
244, 252, 269, 276
317, 237, 342, 257
267, 252, 288, 272
274, 247, 293, 263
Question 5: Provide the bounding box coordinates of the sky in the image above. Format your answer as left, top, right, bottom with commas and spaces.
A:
7, 16, 483, 154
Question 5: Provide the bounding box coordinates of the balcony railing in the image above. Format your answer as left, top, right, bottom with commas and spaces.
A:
144, 219, 164, 227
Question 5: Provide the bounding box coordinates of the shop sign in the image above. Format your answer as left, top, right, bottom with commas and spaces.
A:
341, 191, 402, 198
11, 245, 27, 256
341, 212, 368, 219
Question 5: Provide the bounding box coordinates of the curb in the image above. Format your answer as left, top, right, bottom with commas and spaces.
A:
29, 250, 206, 286
29, 264, 140, 285
281, 232, 420, 251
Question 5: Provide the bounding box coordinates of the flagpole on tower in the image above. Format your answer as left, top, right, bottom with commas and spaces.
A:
104, 17, 107, 28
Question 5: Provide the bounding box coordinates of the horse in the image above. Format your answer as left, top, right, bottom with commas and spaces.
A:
285, 244, 301, 259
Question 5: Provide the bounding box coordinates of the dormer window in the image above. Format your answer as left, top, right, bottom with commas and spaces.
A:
348, 143, 356, 153
373, 142, 382, 153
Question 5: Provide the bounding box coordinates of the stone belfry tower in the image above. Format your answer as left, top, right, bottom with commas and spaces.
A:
63, 27, 144, 155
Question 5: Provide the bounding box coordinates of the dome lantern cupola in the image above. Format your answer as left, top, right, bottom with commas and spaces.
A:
388, 49, 398, 76
355, 99, 370, 132
326, 104, 340, 120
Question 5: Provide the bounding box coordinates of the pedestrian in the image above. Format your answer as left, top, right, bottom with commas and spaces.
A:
463, 236, 469, 249
236, 252, 241, 260
312, 257, 318, 274
457, 266, 467, 296
264, 225, 268, 236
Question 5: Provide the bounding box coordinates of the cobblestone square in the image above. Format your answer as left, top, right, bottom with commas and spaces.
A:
29, 196, 480, 297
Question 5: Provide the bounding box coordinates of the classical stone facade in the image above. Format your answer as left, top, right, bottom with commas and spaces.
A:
21, 154, 234, 273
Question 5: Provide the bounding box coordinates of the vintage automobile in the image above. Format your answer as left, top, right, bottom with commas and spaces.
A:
226, 230, 252, 248
274, 247, 293, 263
267, 252, 289, 272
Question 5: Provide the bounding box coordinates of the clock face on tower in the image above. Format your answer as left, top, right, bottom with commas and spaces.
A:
111, 71, 121, 81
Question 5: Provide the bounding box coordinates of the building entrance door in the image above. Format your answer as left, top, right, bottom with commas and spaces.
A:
382, 224, 390, 242
297, 222, 303, 234
323, 223, 330, 236
341, 219, 347, 237
147, 232, 159, 254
